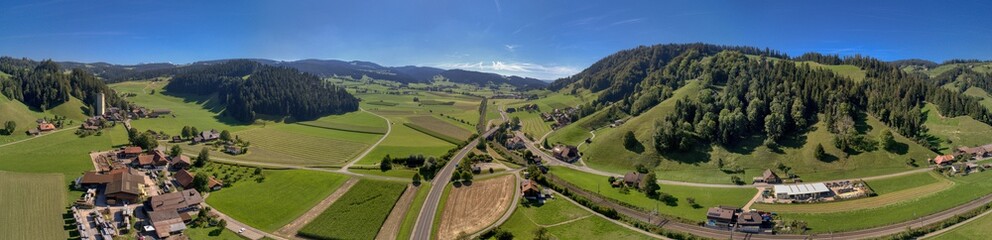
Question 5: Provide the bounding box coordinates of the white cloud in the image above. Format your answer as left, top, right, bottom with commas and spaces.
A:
610, 18, 644, 26
438, 61, 580, 80
504, 44, 519, 52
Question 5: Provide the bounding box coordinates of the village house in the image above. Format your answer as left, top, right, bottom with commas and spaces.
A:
192, 129, 221, 143
753, 169, 781, 184
77, 167, 146, 205
521, 180, 542, 200
736, 211, 766, 233
136, 150, 169, 169
224, 145, 243, 155
705, 206, 739, 228
505, 136, 526, 150
145, 189, 203, 213
170, 155, 192, 170
956, 144, 992, 160
208, 176, 224, 191
552, 145, 580, 162
149, 109, 172, 118
931, 154, 955, 165
147, 210, 186, 239
173, 169, 195, 188
38, 122, 56, 131
623, 172, 643, 188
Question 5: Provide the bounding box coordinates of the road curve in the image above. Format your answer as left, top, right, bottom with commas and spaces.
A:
411, 127, 500, 240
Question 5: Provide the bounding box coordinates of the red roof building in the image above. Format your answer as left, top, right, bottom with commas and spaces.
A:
933, 154, 955, 165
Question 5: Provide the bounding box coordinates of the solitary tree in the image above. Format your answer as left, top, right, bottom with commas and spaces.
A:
190, 127, 200, 137
191, 174, 210, 192
533, 227, 551, 240
623, 130, 639, 150
880, 129, 895, 152
181, 126, 192, 139
641, 172, 660, 198
195, 148, 209, 167
3, 121, 15, 135
170, 145, 182, 157
220, 130, 232, 142
380, 158, 393, 172
814, 143, 826, 160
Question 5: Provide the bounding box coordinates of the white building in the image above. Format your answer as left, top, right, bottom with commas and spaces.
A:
773, 183, 832, 200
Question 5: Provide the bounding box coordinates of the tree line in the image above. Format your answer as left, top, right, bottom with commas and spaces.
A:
0, 57, 127, 111
164, 60, 359, 122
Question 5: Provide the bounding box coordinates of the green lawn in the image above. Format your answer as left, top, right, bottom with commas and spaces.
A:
865, 171, 940, 195
922, 103, 992, 154
551, 166, 756, 221
497, 197, 652, 240
581, 80, 935, 184
218, 123, 380, 166
776, 170, 992, 233
931, 210, 992, 240
205, 170, 350, 232
397, 183, 432, 240
0, 171, 67, 240
298, 180, 407, 239
184, 226, 247, 240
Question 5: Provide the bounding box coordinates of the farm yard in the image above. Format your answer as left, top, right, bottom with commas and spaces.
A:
775, 170, 992, 233
497, 194, 653, 240
298, 180, 407, 240
205, 170, 351, 232
0, 171, 67, 240
437, 175, 516, 240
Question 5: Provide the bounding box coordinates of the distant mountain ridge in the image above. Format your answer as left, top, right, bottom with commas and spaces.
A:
52, 58, 548, 89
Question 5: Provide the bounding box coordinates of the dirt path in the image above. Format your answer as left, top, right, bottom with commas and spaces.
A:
742, 187, 765, 210
375, 184, 418, 240
341, 107, 392, 171
275, 178, 360, 238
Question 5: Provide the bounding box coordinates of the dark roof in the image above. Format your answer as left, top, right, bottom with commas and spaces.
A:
706, 207, 735, 221
762, 169, 779, 180
624, 172, 642, 184
174, 170, 194, 188
171, 155, 191, 166
104, 168, 145, 196
146, 189, 203, 212
737, 211, 763, 226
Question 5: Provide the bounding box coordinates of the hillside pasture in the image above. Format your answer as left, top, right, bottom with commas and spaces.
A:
205, 170, 350, 232
298, 180, 407, 240
437, 175, 515, 239
0, 94, 43, 144
0, 171, 67, 240
922, 103, 992, 154
110, 81, 257, 133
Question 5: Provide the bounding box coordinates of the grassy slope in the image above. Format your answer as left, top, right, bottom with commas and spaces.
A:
0, 171, 67, 240
110, 81, 256, 134
498, 198, 653, 240
46, 96, 89, 120
799, 61, 866, 82
0, 94, 44, 144
777, 169, 992, 233
581, 80, 934, 184
205, 170, 350, 232
299, 180, 407, 239
551, 166, 755, 221
963, 87, 992, 111
923, 103, 992, 154
865, 171, 940, 195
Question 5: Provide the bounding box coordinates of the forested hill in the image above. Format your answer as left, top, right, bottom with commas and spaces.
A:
551, 43, 991, 153
164, 60, 359, 122
0, 57, 126, 111
55, 58, 549, 89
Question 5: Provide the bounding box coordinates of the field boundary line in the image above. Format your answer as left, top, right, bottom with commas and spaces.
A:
921, 207, 992, 239
276, 178, 360, 237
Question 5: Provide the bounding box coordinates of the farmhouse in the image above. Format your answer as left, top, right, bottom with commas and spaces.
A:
193, 129, 221, 143
173, 169, 194, 188
145, 189, 203, 212
224, 145, 243, 155
753, 169, 781, 184
120, 146, 143, 158
705, 206, 738, 228
773, 183, 832, 201
38, 122, 56, 131
552, 145, 580, 162
77, 168, 146, 204
623, 172, 643, 187
931, 154, 955, 165
736, 211, 766, 233
170, 155, 192, 170
136, 150, 169, 168
521, 180, 542, 199
208, 176, 224, 191
956, 144, 992, 160
505, 136, 526, 150
149, 109, 172, 118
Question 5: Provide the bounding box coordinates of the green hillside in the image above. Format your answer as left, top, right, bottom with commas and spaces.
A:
800, 61, 866, 82
923, 103, 992, 153
0, 94, 44, 143
580, 80, 936, 184
45, 96, 89, 121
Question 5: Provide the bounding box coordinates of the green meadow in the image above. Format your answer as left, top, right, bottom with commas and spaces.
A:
206, 170, 351, 232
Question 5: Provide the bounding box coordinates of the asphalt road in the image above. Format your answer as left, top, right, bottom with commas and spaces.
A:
411, 127, 499, 240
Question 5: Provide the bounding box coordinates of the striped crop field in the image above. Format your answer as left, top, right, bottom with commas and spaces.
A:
230, 124, 380, 166
0, 171, 67, 240
406, 116, 472, 142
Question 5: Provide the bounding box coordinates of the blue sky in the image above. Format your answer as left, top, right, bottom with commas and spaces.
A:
1, 0, 990, 79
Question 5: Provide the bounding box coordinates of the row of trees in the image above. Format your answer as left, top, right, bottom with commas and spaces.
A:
165, 60, 359, 122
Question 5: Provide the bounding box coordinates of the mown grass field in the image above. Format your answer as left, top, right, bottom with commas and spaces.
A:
581, 80, 935, 184
931, 210, 992, 240
776, 170, 992, 233
0, 171, 67, 240
497, 196, 652, 240
408, 115, 473, 141
184, 226, 246, 240
754, 172, 951, 213
866, 171, 941, 195
297, 110, 388, 134
551, 166, 755, 221
299, 180, 407, 240
206, 170, 350, 232
510, 111, 552, 139
228, 124, 380, 166
0, 126, 128, 205
922, 103, 992, 154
